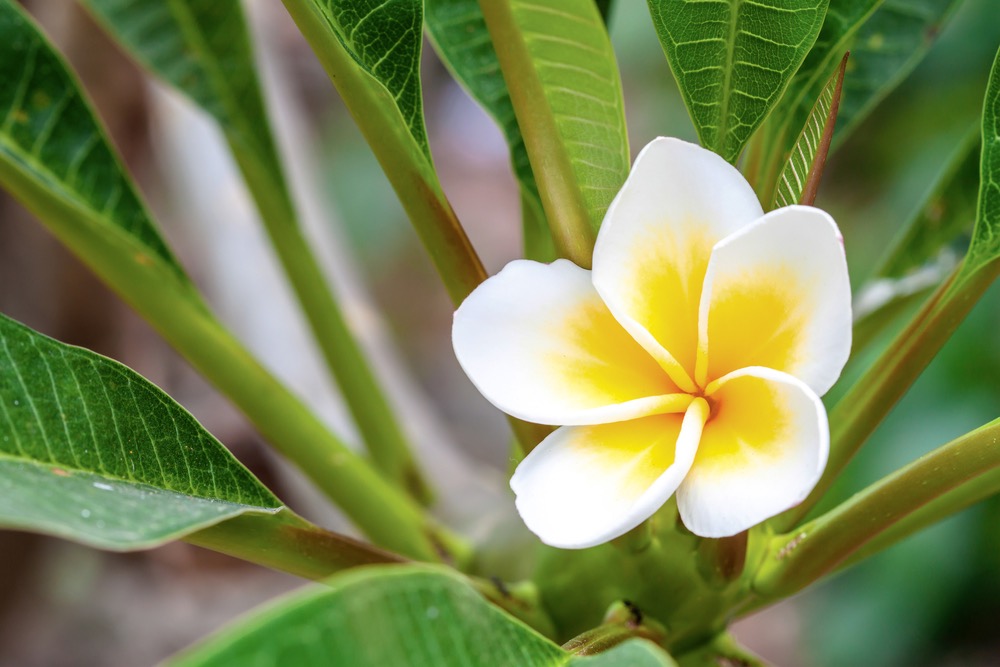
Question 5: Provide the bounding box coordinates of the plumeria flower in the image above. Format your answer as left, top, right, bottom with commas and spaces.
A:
453, 138, 851, 549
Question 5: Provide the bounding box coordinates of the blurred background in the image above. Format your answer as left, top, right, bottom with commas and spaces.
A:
0, 1, 998, 665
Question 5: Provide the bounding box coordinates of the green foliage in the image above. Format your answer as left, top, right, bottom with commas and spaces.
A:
966, 46, 1000, 274
80, 0, 274, 160
834, 0, 963, 145
169, 565, 677, 667
0, 313, 280, 550
316, 0, 429, 158
481, 0, 629, 259
647, 0, 828, 163
425, 0, 554, 261
82, 0, 432, 502
772, 53, 847, 209
0, 0, 186, 283
283, 0, 486, 303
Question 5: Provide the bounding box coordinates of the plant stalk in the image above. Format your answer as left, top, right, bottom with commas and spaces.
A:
228, 137, 432, 504
186, 510, 405, 580
478, 0, 597, 268
754, 417, 1000, 600
281, 0, 487, 305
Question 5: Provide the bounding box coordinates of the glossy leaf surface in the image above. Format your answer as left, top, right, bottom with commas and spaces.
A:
647, 0, 828, 163
170, 565, 677, 667
0, 314, 280, 550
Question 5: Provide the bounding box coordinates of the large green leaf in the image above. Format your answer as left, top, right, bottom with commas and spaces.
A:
0, 0, 444, 561
965, 45, 1000, 275
425, 0, 554, 261
283, 0, 486, 303
0, 0, 186, 282
169, 565, 677, 667
479, 0, 629, 263
647, 0, 829, 163
0, 313, 279, 549
81, 0, 432, 504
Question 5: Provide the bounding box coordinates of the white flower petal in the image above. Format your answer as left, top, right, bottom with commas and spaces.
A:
511, 400, 709, 549
677, 367, 828, 538
696, 205, 852, 395
453, 259, 686, 426
593, 137, 764, 391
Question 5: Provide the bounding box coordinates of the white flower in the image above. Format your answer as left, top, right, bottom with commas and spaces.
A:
453, 138, 851, 548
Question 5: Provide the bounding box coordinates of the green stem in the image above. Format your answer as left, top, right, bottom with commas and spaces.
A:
479, 0, 597, 268
281, 0, 486, 305
754, 417, 1000, 600
1, 160, 457, 561
186, 509, 405, 580
228, 137, 431, 504
773, 261, 999, 530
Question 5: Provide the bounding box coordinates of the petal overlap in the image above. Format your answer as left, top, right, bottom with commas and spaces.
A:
696, 206, 852, 394
677, 367, 829, 538
593, 138, 764, 390
510, 400, 708, 549
453, 259, 685, 426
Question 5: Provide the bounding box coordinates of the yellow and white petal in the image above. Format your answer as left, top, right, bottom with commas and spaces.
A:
677, 367, 828, 538
511, 400, 709, 549
592, 138, 764, 391
696, 206, 851, 395
453, 259, 685, 426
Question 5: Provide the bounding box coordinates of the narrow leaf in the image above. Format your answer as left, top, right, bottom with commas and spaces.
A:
647, 0, 829, 163
965, 45, 1000, 275
772, 52, 848, 209
82, 0, 432, 504
169, 565, 676, 667
283, 0, 486, 303
0, 313, 279, 549
425, 0, 555, 260
480, 0, 629, 265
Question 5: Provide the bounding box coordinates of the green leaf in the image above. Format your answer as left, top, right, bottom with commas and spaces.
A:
965, 45, 1000, 275
480, 0, 629, 265
283, 0, 486, 303
647, 0, 829, 163
834, 0, 962, 144
771, 51, 848, 209
80, 0, 273, 160
0, 0, 187, 284
169, 565, 677, 667
425, 0, 555, 261
81, 0, 433, 504
0, 313, 279, 550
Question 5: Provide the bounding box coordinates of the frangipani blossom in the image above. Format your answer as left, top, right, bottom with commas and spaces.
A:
453, 138, 851, 549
